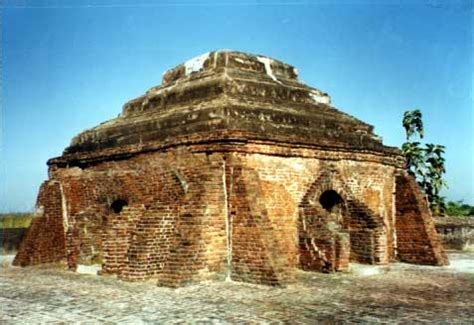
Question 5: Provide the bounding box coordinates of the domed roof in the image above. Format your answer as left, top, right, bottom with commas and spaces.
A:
51, 50, 400, 165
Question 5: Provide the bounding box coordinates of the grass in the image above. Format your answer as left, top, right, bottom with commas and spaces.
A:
0, 213, 33, 229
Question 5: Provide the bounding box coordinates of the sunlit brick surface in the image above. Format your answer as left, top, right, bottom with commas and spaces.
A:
14, 51, 447, 287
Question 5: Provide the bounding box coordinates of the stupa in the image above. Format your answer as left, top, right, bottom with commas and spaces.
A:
14, 50, 448, 287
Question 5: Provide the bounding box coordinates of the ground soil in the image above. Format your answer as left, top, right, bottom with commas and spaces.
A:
0, 252, 472, 323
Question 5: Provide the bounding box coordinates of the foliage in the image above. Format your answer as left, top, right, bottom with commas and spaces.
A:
401, 109, 447, 214
401, 141, 424, 176
402, 110, 424, 140
445, 201, 474, 217
0, 213, 33, 229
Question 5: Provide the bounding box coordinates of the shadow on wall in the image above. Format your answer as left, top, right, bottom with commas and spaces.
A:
228, 162, 286, 286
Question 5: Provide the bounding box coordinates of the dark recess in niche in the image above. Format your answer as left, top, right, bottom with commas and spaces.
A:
319, 190, 343, 212
111, 199, 128, 214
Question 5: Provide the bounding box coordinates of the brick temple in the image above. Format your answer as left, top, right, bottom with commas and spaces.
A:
14, 51, 448, 287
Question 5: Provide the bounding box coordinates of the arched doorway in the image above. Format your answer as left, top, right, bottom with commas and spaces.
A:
299, 171, 388, 272
299, 188, 350, 272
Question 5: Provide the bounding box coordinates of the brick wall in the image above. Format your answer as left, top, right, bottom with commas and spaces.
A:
435, 216, 474, 251
51, 149, 228, 286
229, 152, 397, 282
395, 174, 448, 265
15, 143, 447, 286
13, 181, 67, 266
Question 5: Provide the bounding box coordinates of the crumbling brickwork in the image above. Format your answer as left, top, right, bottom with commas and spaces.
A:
13, 181, 66, 266
46, 149, 228, 286
15, 51, 448, 286
395, 174, 448, 265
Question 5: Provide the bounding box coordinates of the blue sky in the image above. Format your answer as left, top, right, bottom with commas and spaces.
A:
1, 0, 472, 212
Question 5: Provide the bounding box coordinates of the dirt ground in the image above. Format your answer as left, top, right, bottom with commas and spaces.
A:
0, 252, 473, 324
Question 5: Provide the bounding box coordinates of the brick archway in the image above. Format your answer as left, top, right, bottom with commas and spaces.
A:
298, 168, 387, 272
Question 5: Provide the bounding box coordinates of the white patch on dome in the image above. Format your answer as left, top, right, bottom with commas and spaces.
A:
309, 90, 331, 105
184, 52, 210, 76
256, 56, 282, 84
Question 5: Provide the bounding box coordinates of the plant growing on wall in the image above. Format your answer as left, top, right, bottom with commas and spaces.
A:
401, 110, 447, 215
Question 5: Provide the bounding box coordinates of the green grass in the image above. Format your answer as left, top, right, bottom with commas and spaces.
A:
0, 213, 33, 229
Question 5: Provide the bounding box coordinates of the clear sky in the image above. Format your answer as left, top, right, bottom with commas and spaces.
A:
1, 0, 472, 212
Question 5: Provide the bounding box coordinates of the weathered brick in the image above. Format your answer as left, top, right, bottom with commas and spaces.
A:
14, 51, 448, 287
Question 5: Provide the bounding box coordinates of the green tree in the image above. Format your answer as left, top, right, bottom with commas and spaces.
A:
401, 141, 424, 176
402, 109, 424, 140
401, 110, 447, 215
445, 200, 474, 217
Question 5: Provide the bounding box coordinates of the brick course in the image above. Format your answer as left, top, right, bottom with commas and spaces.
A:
13, 181, 66, 266
395, 174, 448, 265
